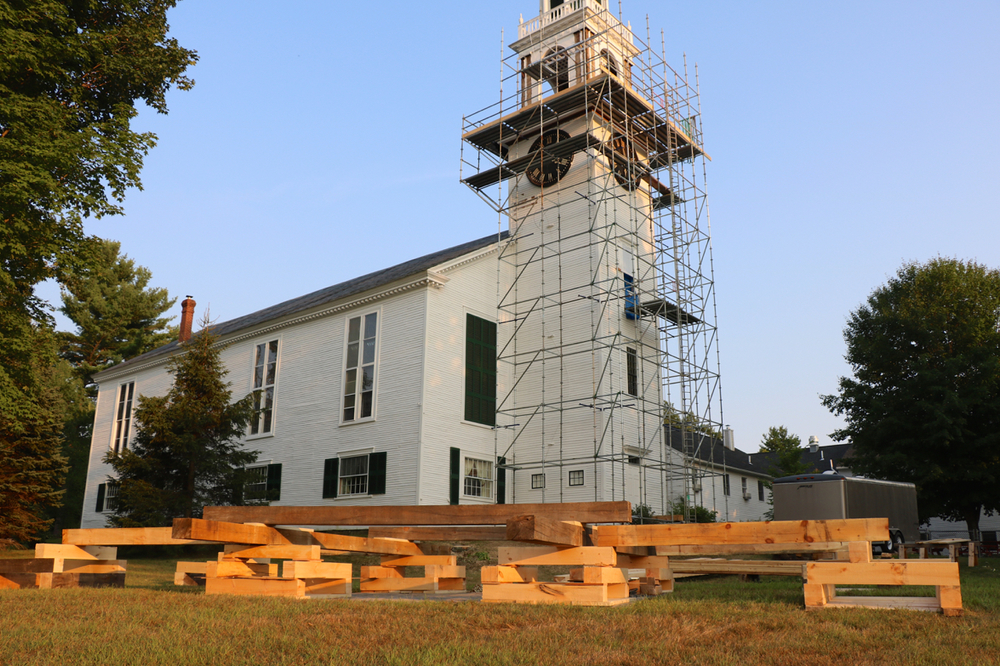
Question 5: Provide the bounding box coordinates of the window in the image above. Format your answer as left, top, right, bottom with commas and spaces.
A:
741, 477, 748, 499
569, 470, 584, 486
250, 340, 278, 435
758, 479, 765, 501
723, 474, 731, 496
628, 455, 641, 465
531, 473, 545, 489
343, 313, 377, 422
322, 453, 386, 499
465, 314, 497, 426
626, 347, 638, 396
95, 482, 119, 513
244, 463, 282, 502
340, 454, 368, 495
112, 382, 134, 454
624, 273, 638, 320
464, 457, 494, 498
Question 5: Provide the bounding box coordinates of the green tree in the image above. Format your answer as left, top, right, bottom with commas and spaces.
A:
760, 426, 809, 478
47, 238, 176, 532
663, 402, 721, 438
0, 0, 195, 542
59, 238, 176, 394
0, 323, 69, 544
1, 0, 196, 321
106, 327, 259, 527
822, 258, 1000, 539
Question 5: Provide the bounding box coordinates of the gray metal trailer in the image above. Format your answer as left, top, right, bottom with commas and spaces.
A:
772, 473, 920, 551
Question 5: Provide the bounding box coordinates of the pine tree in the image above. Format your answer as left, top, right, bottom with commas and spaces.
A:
106, 327, 258, 527
59, 238, 177, 395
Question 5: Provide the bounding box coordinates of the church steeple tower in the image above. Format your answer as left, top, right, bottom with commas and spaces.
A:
461, 1, 722, 522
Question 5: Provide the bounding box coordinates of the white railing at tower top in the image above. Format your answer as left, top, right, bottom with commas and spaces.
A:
518, 0, 633, 44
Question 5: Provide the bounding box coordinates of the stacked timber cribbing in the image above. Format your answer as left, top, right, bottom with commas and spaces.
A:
0, 503, 965, 614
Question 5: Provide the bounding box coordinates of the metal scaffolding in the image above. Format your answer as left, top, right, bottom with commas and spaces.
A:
460, 0, 726, 521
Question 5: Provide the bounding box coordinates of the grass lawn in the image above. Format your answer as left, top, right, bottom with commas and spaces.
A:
1, 552, 998, 665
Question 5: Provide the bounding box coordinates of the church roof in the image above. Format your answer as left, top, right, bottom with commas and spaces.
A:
95, 231, 508, 380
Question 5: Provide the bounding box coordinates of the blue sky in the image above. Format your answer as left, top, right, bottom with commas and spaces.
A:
46, 0, 1000, 452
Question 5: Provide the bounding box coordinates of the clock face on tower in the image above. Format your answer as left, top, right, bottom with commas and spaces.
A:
526, 129, 573, 187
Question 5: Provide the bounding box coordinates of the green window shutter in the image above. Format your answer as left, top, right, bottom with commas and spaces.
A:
496, 456, 506, 505
95, 483, 106, 513
266, 463, 282, 501
449, 447, 461, 505
369, 452, 387, 495
465, 314, 497, 426
322, 458, 339, 499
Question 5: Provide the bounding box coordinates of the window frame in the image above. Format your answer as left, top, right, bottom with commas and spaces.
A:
111, 381, 135, 455
248, 338, 280, 438
569, 470, 584, 487
723, 473, 731, 496
626, 347, 638, 396
462, 455, 495, 500
339, 453, 370, 496
531, 473, 545, 490
341, 310, 380, 424
758, 479, 765, 501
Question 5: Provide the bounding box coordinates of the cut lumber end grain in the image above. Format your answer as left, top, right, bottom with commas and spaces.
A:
506, 515, 584, 547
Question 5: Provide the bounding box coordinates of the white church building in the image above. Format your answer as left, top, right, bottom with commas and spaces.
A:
81, 0, 762, 528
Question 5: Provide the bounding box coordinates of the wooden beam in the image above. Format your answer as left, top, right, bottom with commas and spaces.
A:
669, 559, 806, 577
63, 527, 214, 546
481, 566, 539, 584
282, 561, 351, 580
379, 555, 457, 567
308, 531, 425, 556
223, 544, 321, 561
172, 518, 304, 545
595, 519, 889, 548
806, 561, 960, 587
35, 544, 117, 561
481, 581, 630, 606
498, 546, 617, 567
506, 516, 584, 547
202, 502, 632, 526
205, 576, 304, 598
569, 567, 627, 584
368, 526, 508, 541
654, 542, 850, 556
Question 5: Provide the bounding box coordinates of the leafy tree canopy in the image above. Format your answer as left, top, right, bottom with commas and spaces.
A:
760, 426, 809, 478
59, 237, 176, 393
0, 0, 193, 543
822, 258, 1000, 536
0, 0, 196, 320
106, 327, 258, 527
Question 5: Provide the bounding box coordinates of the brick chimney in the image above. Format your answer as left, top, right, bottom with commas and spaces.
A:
179, 296, 196, 343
